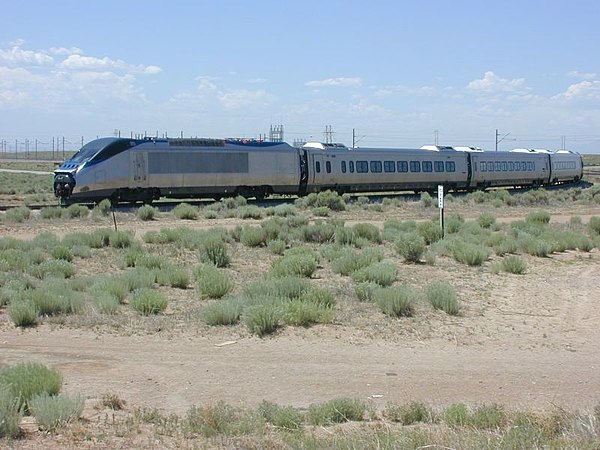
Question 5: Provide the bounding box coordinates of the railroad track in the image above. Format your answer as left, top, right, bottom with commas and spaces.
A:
0, 179, 595, 213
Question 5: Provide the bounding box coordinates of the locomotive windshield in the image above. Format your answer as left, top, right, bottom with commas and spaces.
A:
69, 138, 120, 163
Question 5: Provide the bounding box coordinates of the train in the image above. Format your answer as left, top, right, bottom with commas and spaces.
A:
53, 137, 584, 205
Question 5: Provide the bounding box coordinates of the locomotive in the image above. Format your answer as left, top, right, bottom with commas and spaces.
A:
53, 137, 584, 205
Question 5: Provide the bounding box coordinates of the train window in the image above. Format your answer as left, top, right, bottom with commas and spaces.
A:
480, 162, 487, 172
370, 161, 382, 173
509, 162, 514, 171
356, 161, 368, 173
487, 162, 493, 172
501, 162, 508, 171
349, 161, 355, 173
384, 161, 395, 173
422, 161, 433, 172
528, 162, 534, 171
409, 161, 421, 172
445, 161, 455, 172
397, 161, 408, 172
326, 161, 331, 173
434, 161, 445, 172
316, 161, 321, 173
341, 161, 347, 173
494, 162, 501, 171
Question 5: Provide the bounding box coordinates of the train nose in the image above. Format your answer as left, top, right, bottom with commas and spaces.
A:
54, 173, 75, 198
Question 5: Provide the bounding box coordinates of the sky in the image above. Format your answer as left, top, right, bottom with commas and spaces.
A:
1, 0, 600, 153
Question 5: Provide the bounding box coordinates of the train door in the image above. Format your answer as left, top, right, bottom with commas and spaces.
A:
299, 149, 308, 195
310, 152, 324, 186
131, 151, 148, 187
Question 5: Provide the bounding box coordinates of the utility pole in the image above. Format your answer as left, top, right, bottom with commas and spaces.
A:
434, 129, 439, 146
323, 125, 334, 144
495, 129, 510, 152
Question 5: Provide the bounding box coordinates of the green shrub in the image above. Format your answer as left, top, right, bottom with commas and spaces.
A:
93, 198, 112, 216
195, 264, 233, 299
477, 212, 497, 229
173, 203, 198, 220
589, 216, 600, 236
0, 362, 63, 412
330, 248, 382, 276
311, 206, 330, 217
202, 298, 242, 325
518, 235, 551, 257
395, 232, 426, 263
236, 205, 263, 219
420, 192, 434, 207
0, 385, 22, 438
299, 190, 346, 211
502, 255, 527, 274
271, 254, 317, 278
355, 282, 378, 302
258, 401, 303, 430
243, 277, 309, 301
307, 398, 366, 425
91, 293, 120, 314
244, 304, 281, 336
284, 299, 334, 326
267, 239, 286, 255
353, 223, 382, 243
426, 281, 460, 315
351, 261, 397, 287
240, 226, 267, 247
300, 222, 337, 243
40, 206, 64, 220
136, 253, 169, 270
91, 277, 129, 303
299, 286, 335, 308
30, 259, 75, 279
222, 195, 247, 209
470, 404, 507, 429
444, 214, 465, 234
451, 241, 489, 266
375, 285, 416, 317
417, 221, 443, 244
120, 268, 156, 292
27, 284, 82, 316
64, 204, 89, 219
155, 266, 189, 289
130, 288, 167, 315
29, 392, 84, 431
384, 401, 433, 424
123, 246, 143, 268
526, 210, 551, 225
8, 300, 38, 327
136, 204, 158, 221
70, 244, 92, 259
444, 403, 469, 427
272, 204, 297, 217
200, 237, 230, 268
108, 230, 134, 248
51, 245, 73, 262
4, 206, 31, 223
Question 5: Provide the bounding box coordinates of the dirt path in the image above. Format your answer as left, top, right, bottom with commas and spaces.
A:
2, 329, 599, 414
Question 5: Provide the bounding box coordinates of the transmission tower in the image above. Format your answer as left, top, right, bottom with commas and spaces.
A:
323, 125, 335, 144
269, 124, 284, 142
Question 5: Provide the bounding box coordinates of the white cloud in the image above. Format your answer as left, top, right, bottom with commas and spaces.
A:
59, 54, 161, 75
553, 80, 600, 102
0, 45, 54, 66
219, 89, 270, 110
305, 77, 363, 87
567, 70, 597, 80
49, 46, 83, 56
467, 71, 526, 94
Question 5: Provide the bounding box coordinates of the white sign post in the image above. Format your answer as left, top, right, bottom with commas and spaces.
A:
438, 185, 445, 238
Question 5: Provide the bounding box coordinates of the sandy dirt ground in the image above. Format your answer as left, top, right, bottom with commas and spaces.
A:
1, 203, 600, 418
